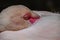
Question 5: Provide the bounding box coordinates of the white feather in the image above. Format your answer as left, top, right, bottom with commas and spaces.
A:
0, 11, 60, 40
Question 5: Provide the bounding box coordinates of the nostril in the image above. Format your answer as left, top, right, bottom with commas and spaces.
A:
31, 16, 40, 19
23, 13, 31, 20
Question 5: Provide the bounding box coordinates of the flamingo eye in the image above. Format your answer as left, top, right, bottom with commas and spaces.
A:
23, 13, 31, 20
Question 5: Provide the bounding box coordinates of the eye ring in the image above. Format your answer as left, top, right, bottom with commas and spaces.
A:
23, 13, 31, 20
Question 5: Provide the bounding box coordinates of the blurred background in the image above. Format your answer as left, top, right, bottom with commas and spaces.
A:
0, 0, 60, 12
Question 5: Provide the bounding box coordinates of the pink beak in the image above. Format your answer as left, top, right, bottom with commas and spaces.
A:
23, 13, 40, 24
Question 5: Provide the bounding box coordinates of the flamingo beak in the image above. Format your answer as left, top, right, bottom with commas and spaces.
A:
23, 12, 40, 24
